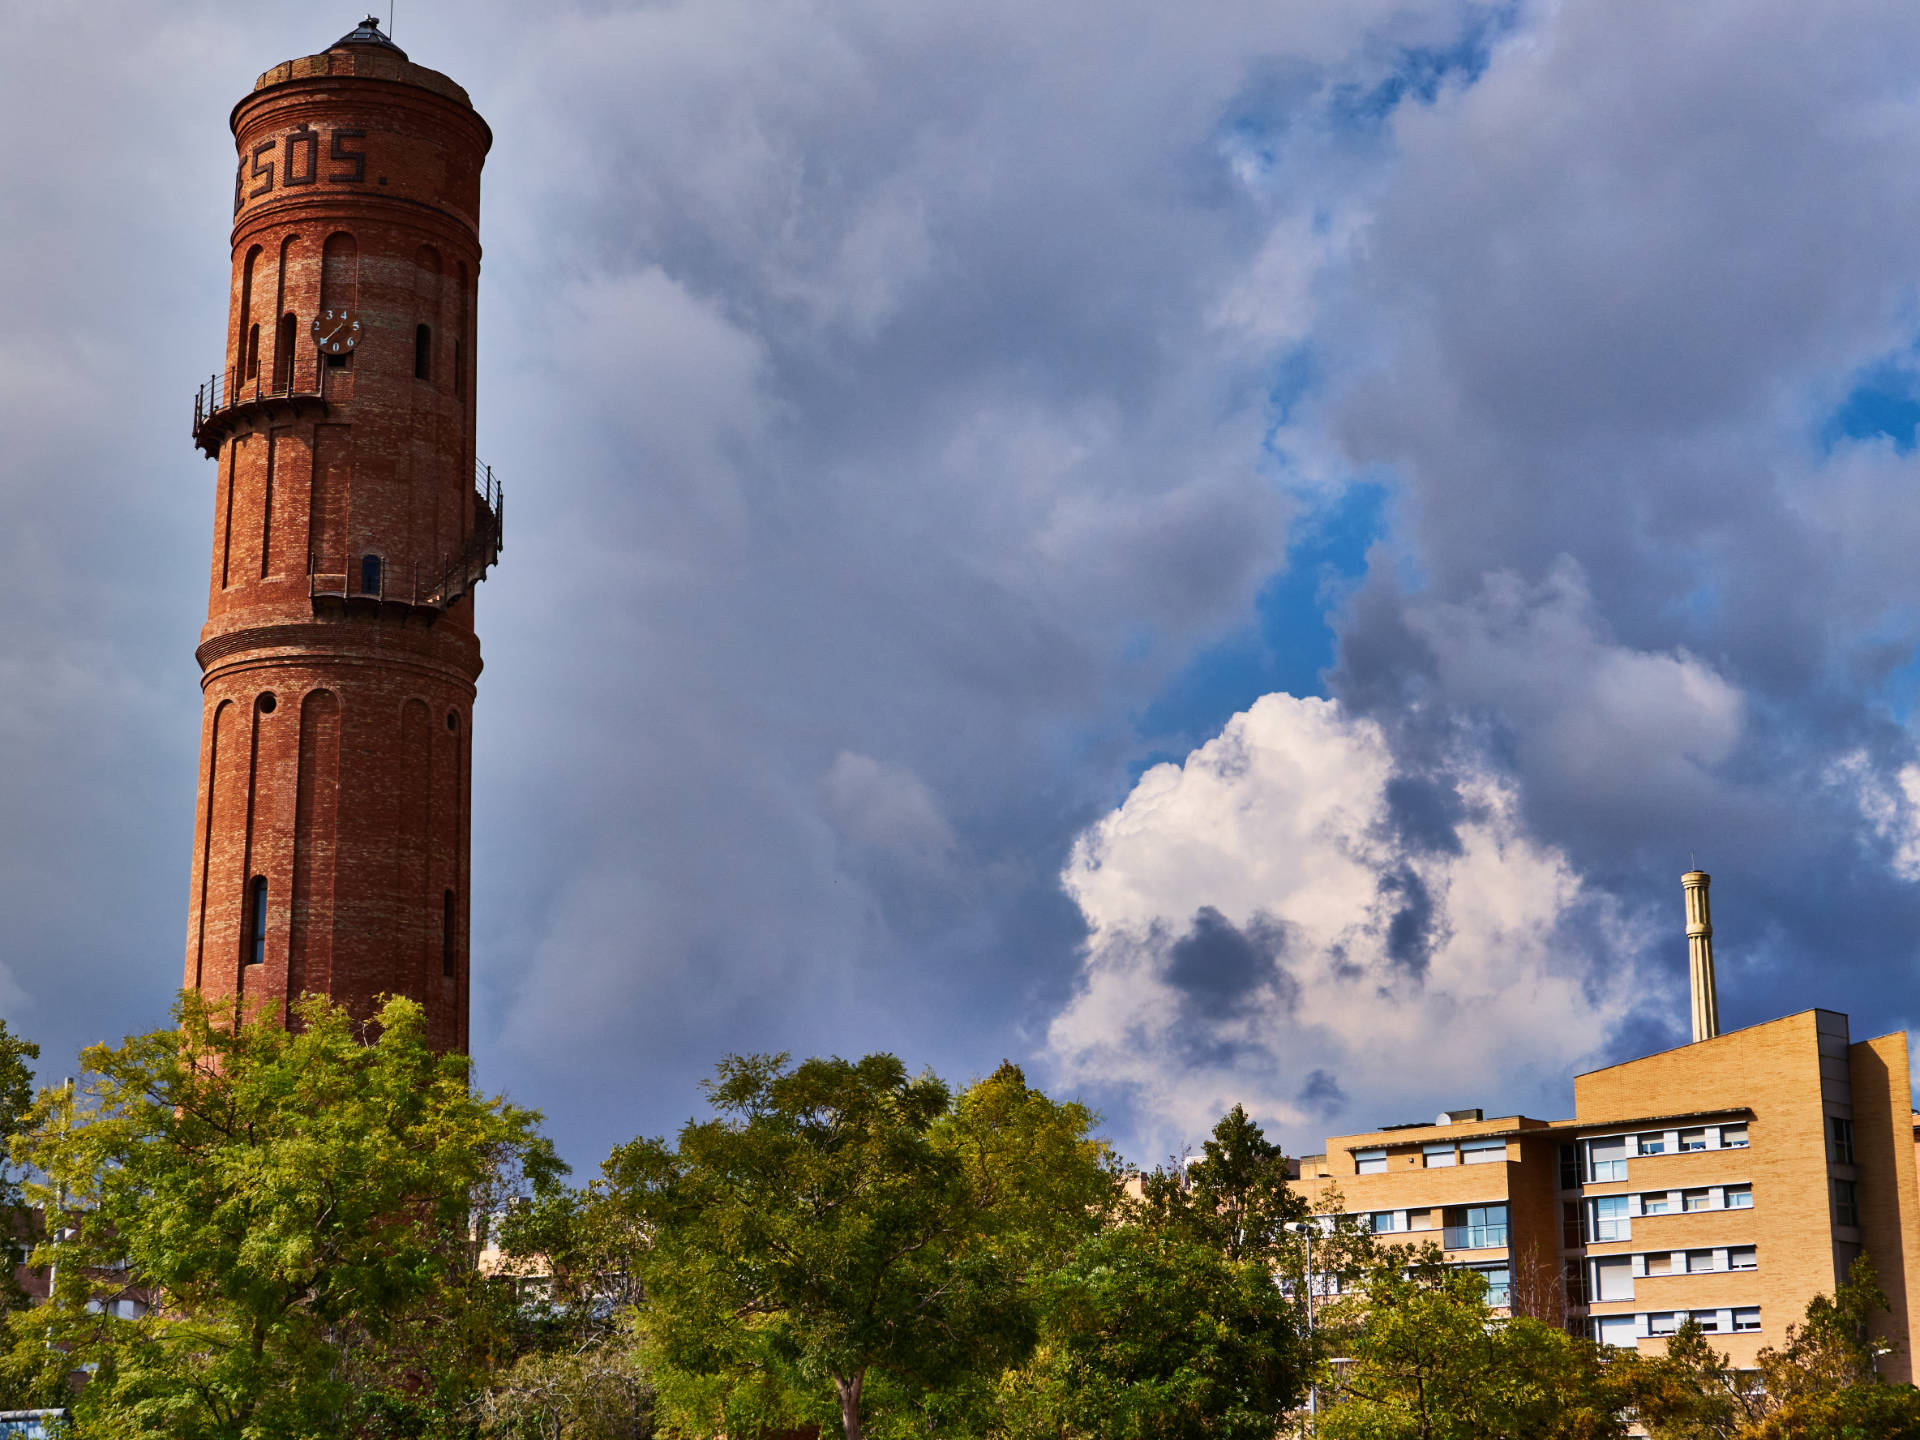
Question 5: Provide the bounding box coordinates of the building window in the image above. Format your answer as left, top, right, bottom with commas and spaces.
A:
1680, 1128, 1707, 1152
1729, 1246, 1757, 1270
1638, 1133, 1667, 1156
415, 323, 432, 380
360, 553, 382, 596
1643, 1192, 1673, 1215
1590, 1195, 1630, 1242
1423, 1143, 1458, 1168
1831, 1117, 1854, 1166
454, 338, 465, 398
1355, 1149, 1386, 1175
1725, 1185, 1753, 1210
1595, 1315, 1637, 1348
1587, 1136, 1629, 1182
1686, 1250, 1716, 1274
1834, 1180, 1859, 1228
1462, 1138, 1504, 1165
1559, 1142, 1578, 1191
1733, 1307, 1762, 1333
1694, 1310, 1723, 1333
1649, 1312, 1680, 1337
1443, 1204, 1507, 1250
1470, 1263, 1510, 1308
1592, 1256, 1634, 1302
1683, 1189, 1711, 1213
1366, 1211, 1401, 1234
1721, 1124, 1749, 1149
244, 876, 267, 966
1562, 1201, 1582, 1249
442, 889, 456, 978
246, 323, 260, 381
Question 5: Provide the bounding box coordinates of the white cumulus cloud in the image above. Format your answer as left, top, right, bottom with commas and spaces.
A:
1046, 692, 1656, 1162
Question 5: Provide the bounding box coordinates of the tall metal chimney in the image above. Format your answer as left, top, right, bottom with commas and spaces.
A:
1683, 870, 1720, 1042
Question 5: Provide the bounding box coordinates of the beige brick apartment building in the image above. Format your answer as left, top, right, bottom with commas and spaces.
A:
1295, 872, 1920, 1380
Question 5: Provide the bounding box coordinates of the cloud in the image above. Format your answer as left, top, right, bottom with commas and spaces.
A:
11, 0, 1920, 1176
1046, 693, 1656, 1160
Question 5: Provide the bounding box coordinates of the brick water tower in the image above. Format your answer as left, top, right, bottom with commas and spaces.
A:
184, 18, 500, 1052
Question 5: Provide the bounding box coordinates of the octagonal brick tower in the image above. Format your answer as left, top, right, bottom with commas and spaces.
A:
185, 18, 499, 1052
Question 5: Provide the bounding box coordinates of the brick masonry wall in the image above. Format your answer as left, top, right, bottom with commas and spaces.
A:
183, 34, 491, 1054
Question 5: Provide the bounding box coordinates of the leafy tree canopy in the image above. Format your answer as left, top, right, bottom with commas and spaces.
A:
2, 991, 562, 1439
618, 1053, 1114, 1440
0, 1017, 38, 1317
1625, 1255, 1920, 1440
1319, 1259, 1629, 1440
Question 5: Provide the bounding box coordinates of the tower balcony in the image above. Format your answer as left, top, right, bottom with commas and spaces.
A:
191, 370, 329, 458
309, 460, 504, 624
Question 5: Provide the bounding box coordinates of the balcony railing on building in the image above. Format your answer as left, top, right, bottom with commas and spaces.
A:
310, 460, 504, 620
191, 366, 331, 457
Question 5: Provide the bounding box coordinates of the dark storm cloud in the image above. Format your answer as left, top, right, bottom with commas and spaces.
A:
1164, 907, 1296, 1020
1378, 867, 1436, 979
1295, 1068, 1346, 1121
1382, 775, 1465, 856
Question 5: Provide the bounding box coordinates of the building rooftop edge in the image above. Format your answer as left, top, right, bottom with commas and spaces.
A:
1570, 1006, 1846, 1083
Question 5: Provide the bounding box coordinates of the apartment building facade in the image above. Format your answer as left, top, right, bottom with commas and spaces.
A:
1295, 1005, 1920, 1378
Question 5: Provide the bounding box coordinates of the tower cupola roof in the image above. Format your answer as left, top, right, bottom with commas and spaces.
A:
332, 15, 408, 59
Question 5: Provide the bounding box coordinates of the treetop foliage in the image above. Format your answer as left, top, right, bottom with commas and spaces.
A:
3, 991, 562, 1438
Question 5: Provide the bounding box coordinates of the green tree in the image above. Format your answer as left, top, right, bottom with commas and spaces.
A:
2, 991, 561, 1438
1741, 1255, 1920, 1440
1318, 1260, 1628, 1440
618, 1054, 1113, 1440
0, 1017, 39, 1318
478, 1176, 657, 1437
1625, 1317, 1762, 1439
1147, 1103, 1308, 1263
1754, 1254, 1897, 1407
998, 1215, 1304, 1439
995, 1105, 1312, 1440
1746, 1383, 1920, 1439
1626, 1257, 1920, 1440
476, 1341, 653, 1440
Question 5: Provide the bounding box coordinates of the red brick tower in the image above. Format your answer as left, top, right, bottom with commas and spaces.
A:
184, 18, 498, 1052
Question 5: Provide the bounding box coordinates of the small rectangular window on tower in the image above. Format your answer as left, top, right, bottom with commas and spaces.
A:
415, 324, 432, 380
245, 876, 267, 967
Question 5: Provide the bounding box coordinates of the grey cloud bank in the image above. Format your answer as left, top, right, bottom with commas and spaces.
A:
4, 0, 1920, 1170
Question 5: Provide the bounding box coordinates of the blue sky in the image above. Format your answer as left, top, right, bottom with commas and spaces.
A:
8, 0, 1920, 1171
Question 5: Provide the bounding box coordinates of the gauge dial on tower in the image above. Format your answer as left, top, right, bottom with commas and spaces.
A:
310, 308, 361, 353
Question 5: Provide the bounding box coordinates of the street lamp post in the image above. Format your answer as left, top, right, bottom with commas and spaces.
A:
1288, 1219, 1319, 1435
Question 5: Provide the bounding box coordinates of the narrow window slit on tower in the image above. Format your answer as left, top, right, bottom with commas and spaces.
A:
415, 324, 432, 380
360, 553, 383, 597
454, 339, 465, 398
275, 313, 296, 390
443, 890, 456, 977
246, 324, 260, 381
245, 876, 267, 966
